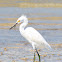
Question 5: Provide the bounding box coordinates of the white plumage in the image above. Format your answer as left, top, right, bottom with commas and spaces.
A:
10, 15, 52, 62
18, 15, 51, 50
20, 27, 51, 49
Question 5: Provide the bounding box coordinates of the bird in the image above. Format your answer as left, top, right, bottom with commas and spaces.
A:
9, 15, 52, 62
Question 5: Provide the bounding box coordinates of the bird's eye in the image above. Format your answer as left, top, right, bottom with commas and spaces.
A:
17, 20, 20, 23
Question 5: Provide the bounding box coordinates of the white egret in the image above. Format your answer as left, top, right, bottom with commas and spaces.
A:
10, 15, 52, 62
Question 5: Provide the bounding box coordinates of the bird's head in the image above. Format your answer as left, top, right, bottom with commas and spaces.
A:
16, 15, 27, 24
9, 15, 28, 30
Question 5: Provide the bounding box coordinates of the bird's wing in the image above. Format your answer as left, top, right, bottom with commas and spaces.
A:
24, 27, 45, 42
24, 27, 51, 50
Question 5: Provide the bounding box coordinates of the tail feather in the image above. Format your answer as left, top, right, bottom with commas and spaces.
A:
45, 43, 53, 51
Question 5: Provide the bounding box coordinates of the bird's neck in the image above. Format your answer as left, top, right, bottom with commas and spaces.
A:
19, 19, 28, 33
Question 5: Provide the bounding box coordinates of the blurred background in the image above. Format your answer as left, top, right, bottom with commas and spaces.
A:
0, 0, 62, 62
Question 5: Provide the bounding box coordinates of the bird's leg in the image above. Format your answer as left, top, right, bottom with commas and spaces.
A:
36, 49, 41, 62
33, 50, 36, 62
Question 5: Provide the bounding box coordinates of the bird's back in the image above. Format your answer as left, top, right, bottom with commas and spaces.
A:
22, 27, 52, 50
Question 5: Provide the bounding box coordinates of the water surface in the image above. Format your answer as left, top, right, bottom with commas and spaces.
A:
0, 0, 62, 62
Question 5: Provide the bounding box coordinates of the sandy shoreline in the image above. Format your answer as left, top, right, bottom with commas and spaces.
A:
0, 3, 62, 8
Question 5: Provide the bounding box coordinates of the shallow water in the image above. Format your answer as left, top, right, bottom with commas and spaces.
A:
0, 0, 62, 62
